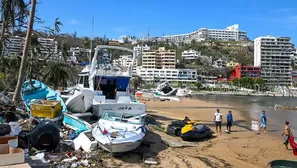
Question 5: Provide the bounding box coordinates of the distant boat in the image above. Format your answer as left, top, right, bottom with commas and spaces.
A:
22, 79, 67, 113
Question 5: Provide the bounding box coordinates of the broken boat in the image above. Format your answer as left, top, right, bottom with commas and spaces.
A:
92, 111, 147, 153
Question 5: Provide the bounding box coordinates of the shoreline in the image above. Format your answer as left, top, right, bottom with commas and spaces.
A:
141, 98, 294, 167
192, 91, 297, 97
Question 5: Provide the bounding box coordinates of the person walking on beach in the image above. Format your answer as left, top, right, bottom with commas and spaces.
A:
258, 110, 267, 133
282, 121, 292, 150
214, 108, 222, 132
226, 110, 233, 132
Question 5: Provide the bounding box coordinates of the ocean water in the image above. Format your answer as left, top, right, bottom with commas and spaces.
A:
194, 95, 297, 137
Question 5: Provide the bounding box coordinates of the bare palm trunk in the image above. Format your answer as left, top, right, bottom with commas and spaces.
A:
0, 14, 7, 72
12, 0, 37, 105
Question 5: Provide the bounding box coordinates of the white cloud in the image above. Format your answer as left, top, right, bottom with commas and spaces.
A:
70, 19, 79, 25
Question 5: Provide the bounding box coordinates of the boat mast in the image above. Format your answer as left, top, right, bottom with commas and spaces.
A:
89, 17, 94, 63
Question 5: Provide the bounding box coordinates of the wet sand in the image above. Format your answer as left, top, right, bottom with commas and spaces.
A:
103, 99, 296, 168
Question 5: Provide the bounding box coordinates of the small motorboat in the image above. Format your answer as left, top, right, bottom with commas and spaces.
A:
92, 111, 147, 153
21, 80, 68, 121
65, 89, 94, 113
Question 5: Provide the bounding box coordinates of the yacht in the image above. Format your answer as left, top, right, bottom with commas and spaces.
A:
69, 45, 146, 117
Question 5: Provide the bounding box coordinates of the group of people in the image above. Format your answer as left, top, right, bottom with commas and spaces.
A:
213, 108, 233, 132
214, 109, 293, 150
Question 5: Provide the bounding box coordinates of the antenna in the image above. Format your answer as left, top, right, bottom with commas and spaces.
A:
89, 17, 94, 63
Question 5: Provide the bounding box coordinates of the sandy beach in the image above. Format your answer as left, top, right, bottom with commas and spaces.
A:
102, 98, 296, 168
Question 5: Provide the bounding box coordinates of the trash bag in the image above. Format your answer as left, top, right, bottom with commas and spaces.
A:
30, 120, 60, 150
0, 124, 11, 136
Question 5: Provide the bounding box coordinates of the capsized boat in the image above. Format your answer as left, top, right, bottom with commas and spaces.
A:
22, 79, 67, 113
92, 111, 147, 153
156, 81, 177, 96
65, 89, 94, 113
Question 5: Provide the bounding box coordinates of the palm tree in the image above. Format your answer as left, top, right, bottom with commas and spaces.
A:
131, 76, 145, 90
43, 61, 74, 89
12, 0, 37, 105
0, 0, 27, 72
42, 17, 63, 62
60, 40, 69, 62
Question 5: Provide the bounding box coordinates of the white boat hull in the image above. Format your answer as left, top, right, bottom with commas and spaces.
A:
98, 138, 144, 153
92, 103, 146, 117
65, 90, 94, 113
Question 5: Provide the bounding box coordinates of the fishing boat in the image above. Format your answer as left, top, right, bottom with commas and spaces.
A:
22, 80, 68, 113
72, 45, 146, 117
21, 79, 67, 125
92, 111, 146, 153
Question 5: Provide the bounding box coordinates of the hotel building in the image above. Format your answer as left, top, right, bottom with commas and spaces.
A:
142, 47, 176, 69
140, 24, 247, 44
136, 68, 197, 84
254, 36, 294, 86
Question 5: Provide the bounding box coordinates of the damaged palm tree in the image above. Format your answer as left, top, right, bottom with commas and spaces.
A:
12, 0, 37, 105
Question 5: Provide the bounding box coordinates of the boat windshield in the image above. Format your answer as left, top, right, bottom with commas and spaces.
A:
101, 111, 144, 125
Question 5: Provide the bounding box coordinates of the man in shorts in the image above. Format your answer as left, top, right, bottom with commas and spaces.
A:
258, 110, 267, 133
226, 110, 233, 132
214, 108, 223, 132
282, 121, 292, 150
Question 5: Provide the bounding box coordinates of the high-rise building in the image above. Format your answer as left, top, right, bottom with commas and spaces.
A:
254, 36, 294, 86
141, 47, 176, 69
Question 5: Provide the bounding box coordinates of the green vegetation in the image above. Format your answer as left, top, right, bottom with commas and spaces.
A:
232, 77, 266, 90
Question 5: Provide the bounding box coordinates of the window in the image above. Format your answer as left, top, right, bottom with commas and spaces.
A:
78, 76, 84, 84
83, 76, 89, 88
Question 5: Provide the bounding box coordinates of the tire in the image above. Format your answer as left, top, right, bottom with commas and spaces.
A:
30, 120, 60, 151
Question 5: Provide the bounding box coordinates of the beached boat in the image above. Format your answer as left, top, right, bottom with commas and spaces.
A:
22, 80, 67, 113
92, 111, 146, 153
71, 45, 146, 117
65, 89, 94, 113
156, 81, 178, 96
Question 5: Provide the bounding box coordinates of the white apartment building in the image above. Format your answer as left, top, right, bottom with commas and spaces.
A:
136, 67, 197, 83
182, 49, 201, 60
254, 36, 294, 86
113, 55, 137, 73
212, 58, 227, 68
142, 47, 176, 69
3, 36, 58, 58
140, 24, 247, 44
3, 36, 23, 56
38, 38, 58, 57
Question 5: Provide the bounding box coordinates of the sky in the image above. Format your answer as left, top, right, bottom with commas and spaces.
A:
36, 0, 297, 44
